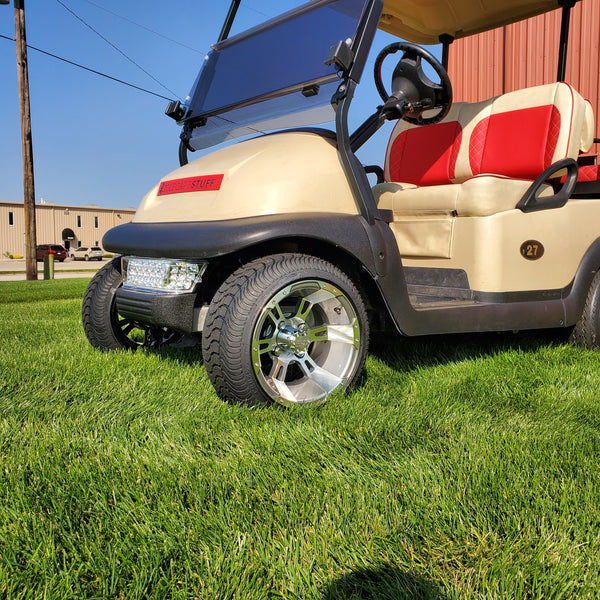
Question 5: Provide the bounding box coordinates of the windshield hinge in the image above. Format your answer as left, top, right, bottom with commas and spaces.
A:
302, 84, 320, 98
165, 100, 186, 122
325, 40, 354, 73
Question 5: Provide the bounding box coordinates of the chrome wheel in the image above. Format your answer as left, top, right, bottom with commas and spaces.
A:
251, 280, 361, 405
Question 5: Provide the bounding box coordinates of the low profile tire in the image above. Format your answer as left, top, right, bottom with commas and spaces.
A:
202, 254, 369, 406
569, 270, 600, 348
82, 257, 179, 350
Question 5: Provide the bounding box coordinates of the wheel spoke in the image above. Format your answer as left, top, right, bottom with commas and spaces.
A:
296, 297, 314, 321
308, 323, 356, 345
120, 320, 136, 336
265, 302, 285, 326
297, 287, 337, 314
144, 329, 153, 346
308, 325, 328, 342
269, 355, 290, 381
269, 377, 298, 405
258, 338, 277, 355
297, 354, 343, 393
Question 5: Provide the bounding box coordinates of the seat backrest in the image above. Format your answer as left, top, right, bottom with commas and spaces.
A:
384, 82, 592, 186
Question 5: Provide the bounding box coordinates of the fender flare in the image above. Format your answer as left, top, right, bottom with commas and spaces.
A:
102, 213, 393, 277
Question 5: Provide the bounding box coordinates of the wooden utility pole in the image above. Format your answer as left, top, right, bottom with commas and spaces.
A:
14, 0, 37, 280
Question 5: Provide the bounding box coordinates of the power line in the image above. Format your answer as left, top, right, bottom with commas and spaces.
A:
77, 0, 205, 55
240, 4, 273, 20
55, 0, 179, 100
0, 33, 175, 102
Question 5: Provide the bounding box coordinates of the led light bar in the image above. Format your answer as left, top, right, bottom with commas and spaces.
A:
121, 257, 207, 293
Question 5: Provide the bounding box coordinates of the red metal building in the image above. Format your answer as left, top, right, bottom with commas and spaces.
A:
447, 0, 600, 157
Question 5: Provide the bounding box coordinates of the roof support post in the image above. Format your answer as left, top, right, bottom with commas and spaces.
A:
439, 34, 454, 71
557, 0, 576, 82
218, 0, 241, 43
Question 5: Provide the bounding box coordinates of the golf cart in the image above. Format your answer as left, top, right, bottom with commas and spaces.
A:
83, 0, 600, 406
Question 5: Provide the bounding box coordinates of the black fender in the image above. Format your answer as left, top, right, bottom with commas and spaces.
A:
103, 213, 393, 277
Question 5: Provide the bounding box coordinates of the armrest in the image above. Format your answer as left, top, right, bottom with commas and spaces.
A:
516, 158, 578, 213
364, 165, 385, 184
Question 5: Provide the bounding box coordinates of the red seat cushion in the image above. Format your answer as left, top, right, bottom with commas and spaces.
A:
556, 164, 600, 183
576, 164, 600, 182
387, 121, 462, 186
469, 105, 561, 180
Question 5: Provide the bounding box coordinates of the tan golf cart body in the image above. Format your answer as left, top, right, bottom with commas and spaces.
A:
88, 0, 600, 405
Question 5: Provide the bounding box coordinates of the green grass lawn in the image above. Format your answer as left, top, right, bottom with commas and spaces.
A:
1, 278, 600, 599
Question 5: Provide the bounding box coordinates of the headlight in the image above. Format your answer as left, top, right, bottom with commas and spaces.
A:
121, 257, 207, 293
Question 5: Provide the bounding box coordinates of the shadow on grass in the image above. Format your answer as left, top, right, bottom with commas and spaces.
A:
370, 327, 571, 373
149, 327, 575, 411
153, 337, 204, 366
155, 328, 571, 374
322, 564, 447, 600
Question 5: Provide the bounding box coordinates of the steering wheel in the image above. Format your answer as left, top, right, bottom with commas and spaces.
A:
373, 42, 452, 126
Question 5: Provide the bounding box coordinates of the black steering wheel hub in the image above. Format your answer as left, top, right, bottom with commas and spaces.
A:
373, 42, 452, 126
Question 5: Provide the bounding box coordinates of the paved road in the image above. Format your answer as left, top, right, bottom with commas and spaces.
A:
0, 258, 108, 281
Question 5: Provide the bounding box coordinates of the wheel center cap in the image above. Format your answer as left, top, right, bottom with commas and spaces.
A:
277, 324, 309, 355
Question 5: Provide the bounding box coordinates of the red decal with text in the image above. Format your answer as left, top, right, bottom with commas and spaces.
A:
157, 174, 224, 196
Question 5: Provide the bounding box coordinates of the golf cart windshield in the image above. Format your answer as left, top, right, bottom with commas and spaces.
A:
181, 0, 369, 151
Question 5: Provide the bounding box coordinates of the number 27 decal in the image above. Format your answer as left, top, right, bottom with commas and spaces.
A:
520, 240, 545, 260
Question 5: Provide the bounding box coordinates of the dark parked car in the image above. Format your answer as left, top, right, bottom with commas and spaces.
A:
36, 244, 67, 262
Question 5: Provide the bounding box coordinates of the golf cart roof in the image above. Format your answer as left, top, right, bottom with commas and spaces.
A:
378, 0, 567, 45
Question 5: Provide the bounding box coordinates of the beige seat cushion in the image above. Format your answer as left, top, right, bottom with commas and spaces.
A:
375, 175, 554, 218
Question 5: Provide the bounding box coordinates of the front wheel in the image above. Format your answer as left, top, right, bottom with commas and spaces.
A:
202, 254, 369, 406
82, 257, 180, 350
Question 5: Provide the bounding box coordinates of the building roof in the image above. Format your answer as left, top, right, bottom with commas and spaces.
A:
0, 200, 136, 212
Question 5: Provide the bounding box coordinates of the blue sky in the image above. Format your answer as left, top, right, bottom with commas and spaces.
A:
1, 0, 441, 209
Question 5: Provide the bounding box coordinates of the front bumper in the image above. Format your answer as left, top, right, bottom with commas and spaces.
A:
116, 257, 208, 334
115, 287, 205, 335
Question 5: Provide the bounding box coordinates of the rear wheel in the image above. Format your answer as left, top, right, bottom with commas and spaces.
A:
82, 257, 180, 350
202, 254, 369, 406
